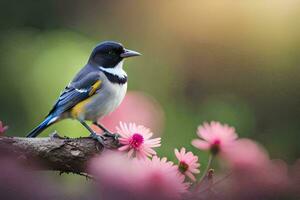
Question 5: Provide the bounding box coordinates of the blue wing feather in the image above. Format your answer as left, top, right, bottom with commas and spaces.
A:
27, 67, 101, 138
48, 72, 100, 117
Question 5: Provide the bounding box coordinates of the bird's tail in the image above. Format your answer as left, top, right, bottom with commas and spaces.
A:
26, 115, 58, 138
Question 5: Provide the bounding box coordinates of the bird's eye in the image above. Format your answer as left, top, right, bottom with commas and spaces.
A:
108, 50, 115, 56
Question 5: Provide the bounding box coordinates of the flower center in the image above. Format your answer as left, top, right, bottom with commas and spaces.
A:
178, 161, 189, 173
129, 133, 144, 149
210, 139, 221, 155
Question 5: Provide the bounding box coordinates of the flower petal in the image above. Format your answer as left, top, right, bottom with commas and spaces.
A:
192, 139, 210, 150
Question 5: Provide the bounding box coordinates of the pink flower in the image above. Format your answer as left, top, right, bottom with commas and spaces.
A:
140, 156, 189, 199
89, 152, 188, 200
192, 121, 238, 155
218, 140, 291, 199
221, 139, 270, 169
89, 152, 145, 200
175, 148, 200, 181
117, 122, 161, 159
0, 121, 8, 135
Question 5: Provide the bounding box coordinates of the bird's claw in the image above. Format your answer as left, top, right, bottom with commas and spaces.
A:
90, 133, 106, 147
92, 123, 119, 143
101, 132, 120, 148
103, 132, 119, 141
89, 132, 119, 149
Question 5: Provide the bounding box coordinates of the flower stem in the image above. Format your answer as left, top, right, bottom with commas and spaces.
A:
195, 154, 213, 190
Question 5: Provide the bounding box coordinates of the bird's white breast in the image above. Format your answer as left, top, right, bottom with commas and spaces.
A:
81, 61, 128, 121
105, 80, 128, 114
83, 77, 127, 121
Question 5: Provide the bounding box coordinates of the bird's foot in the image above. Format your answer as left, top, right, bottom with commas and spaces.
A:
90, 133, 106, 147
92, 122, 120, 147
103, 131, 120, 148
89, 132, 119, 149
103, 131, 119, 142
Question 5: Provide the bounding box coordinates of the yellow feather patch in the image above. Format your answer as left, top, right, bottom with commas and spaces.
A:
89, 80, 102, 96
70, 97, 92, 118
70, 80, 102, 118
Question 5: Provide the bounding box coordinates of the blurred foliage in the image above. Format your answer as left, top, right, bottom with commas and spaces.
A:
0, 0, 300, 190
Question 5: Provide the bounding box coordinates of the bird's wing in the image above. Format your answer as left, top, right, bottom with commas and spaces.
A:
48, 72, 102, 116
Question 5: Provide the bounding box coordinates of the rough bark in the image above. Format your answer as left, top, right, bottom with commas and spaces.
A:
0, 133, 118, 174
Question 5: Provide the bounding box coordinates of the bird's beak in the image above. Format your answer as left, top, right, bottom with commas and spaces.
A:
121, 49, 142, 58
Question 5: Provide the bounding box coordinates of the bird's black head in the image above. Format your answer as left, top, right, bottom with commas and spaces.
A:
88, 41, 141, 68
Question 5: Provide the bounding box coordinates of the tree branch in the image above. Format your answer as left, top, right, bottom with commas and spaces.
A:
0, 133, 117, 174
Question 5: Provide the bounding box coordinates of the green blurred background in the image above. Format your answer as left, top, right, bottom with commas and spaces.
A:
0, 0, 300, 194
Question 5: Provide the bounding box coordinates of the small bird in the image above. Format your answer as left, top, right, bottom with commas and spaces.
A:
27, 41, 141, 144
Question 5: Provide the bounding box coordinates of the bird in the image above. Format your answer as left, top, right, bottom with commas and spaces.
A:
26, 41, 141, 145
